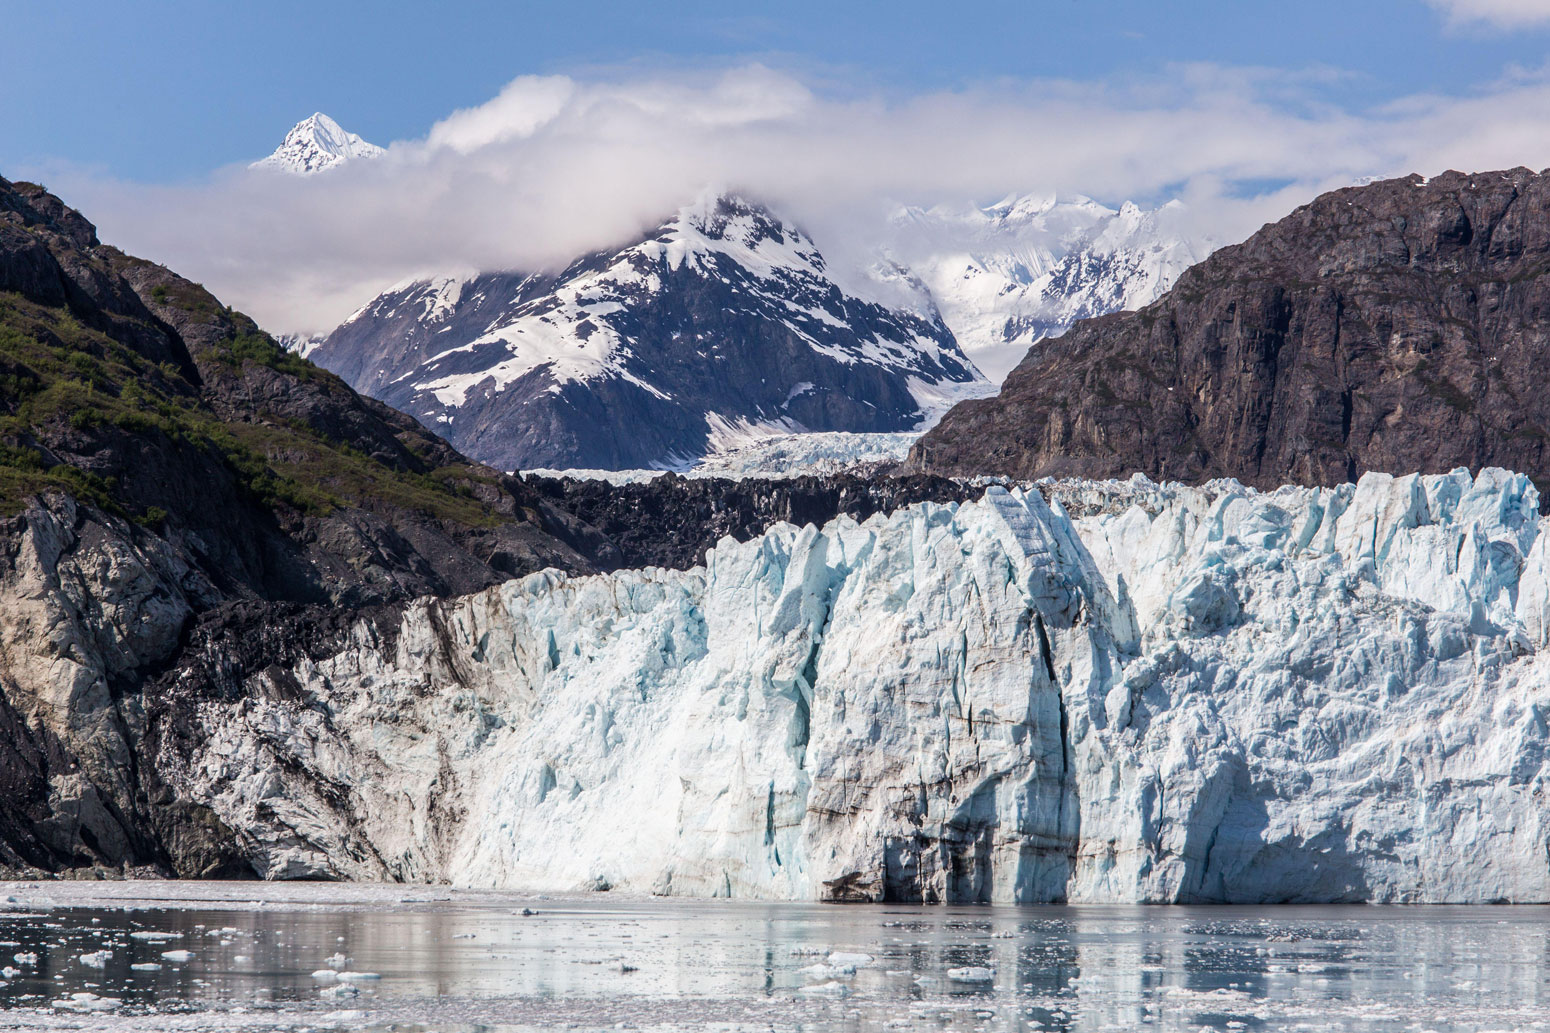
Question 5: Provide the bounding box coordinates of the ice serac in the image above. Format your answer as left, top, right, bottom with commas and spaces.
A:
165, 466, 1550, 903
251, 113, 385, 175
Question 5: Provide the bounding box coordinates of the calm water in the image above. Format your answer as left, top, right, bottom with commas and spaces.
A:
0, 882, 1544, 1031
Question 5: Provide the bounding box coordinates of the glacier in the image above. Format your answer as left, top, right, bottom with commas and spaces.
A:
166, 467, 1550, 902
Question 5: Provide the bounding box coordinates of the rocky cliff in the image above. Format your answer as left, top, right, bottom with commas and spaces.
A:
913, 169, 1550, 492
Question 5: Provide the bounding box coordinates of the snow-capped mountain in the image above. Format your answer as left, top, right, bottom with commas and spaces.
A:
310, 195, 989, 471
891, 194, 1212, 382
250, 113, 385, 174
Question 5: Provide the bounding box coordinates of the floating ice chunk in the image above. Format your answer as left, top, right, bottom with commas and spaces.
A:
319, 983, 360, 998
312, 969, 340, 982
802, 962, 855, 980
337, 971, 381, 981
827, 951, 874, 968
326, 952, 349, 969
130, 963, 162, 971
160, 950, 193, 962
78, 950, 111, 967
947, 966, 995, 983
11, 953, 35, 966
798, 980, 850, 996
51, 992, 121, 1012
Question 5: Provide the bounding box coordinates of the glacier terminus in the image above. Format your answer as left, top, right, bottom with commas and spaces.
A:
162, 467, 1550, 904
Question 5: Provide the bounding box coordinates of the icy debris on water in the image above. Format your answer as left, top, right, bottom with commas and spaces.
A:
51, 992, 121, 1012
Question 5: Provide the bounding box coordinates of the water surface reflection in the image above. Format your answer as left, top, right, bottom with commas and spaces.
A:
0, 882, 1541, 1031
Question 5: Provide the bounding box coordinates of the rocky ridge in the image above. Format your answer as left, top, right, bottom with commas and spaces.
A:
915, 169, 1550, 493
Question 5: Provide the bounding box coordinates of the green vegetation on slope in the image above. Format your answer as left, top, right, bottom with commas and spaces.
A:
0, 289, 502, 527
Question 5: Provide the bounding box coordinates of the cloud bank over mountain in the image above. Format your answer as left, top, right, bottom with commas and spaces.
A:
42, 61, 1550, 334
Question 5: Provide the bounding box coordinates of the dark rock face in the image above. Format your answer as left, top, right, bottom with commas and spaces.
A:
311, 196, 985, 471
525, 472, 982, 572
0, 177, 620, 876
914, 169, 1550, 493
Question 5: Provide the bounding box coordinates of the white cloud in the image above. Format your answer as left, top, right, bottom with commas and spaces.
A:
1426, 0, 1550, 28
426, 75, 576, 153
39, 62, 1550, 334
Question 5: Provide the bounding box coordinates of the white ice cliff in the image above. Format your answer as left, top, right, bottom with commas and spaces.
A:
169, 467, 1550, 902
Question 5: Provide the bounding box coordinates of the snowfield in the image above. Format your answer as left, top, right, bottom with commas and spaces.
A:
167, 467, 1550, 903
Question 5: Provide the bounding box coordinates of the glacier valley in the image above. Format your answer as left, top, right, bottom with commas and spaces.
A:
161, 467, 1550, 903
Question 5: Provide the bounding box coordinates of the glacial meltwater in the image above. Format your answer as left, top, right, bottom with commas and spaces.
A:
0, 883, 1545, 1032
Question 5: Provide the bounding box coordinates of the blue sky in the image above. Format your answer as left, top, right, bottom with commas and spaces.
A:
10, 0, 1550, 335
4, 0, 1549, 180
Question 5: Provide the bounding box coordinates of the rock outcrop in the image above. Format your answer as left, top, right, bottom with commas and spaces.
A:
158, 467, 1550, 903
914, 169, 1550, 493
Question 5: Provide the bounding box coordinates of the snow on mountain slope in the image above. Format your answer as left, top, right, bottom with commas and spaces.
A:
166, 466, 1550, 902
251, 113, 385, 174
523, 430, 922, 483
310, 195, 989, 471
892, 194, 1211, 382
276, 332, 325, 358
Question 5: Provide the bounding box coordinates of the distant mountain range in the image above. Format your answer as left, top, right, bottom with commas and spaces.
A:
310, 195, 989, 471
892, 193, 1210, 382
257, 113, 1212, 470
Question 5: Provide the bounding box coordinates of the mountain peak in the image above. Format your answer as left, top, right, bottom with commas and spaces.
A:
251, 112, 385, 175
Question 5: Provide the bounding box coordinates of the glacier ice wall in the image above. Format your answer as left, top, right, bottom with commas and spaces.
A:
170, 468, 1550, 902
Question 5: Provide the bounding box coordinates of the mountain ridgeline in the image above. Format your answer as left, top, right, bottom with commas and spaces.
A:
915, 168, 1550, 495
311, 196, 989, 471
